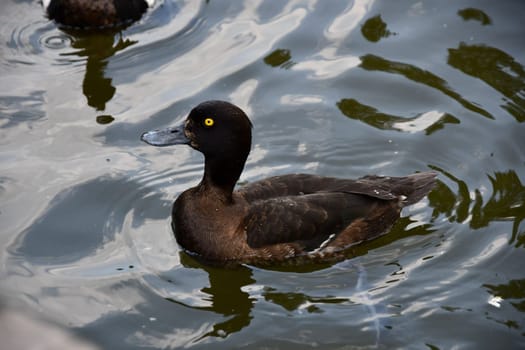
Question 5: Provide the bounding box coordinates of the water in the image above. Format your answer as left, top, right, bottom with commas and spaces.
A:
1, 0, 524, 348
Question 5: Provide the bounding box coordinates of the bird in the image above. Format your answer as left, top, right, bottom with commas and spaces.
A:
141, 100, 437, 265
42, 0, 154, 29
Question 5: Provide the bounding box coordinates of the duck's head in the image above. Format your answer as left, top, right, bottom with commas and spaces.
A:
141, 100, 253, 156
141, 100, 253, 191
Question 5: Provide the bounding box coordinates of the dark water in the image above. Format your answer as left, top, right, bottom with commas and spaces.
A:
1, 0, 524, 349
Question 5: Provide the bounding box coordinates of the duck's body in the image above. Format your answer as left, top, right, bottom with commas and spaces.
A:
43, 0, 154, 29
141, 101, 436, 265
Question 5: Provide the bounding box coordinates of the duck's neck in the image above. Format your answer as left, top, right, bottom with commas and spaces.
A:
200, 154, 246, 202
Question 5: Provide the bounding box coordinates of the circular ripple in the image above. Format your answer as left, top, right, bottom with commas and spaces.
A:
3, 17, 72, 67
41, 33, 71, 50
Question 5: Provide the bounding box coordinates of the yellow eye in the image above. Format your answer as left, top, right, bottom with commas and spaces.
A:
204, 118, 214, 127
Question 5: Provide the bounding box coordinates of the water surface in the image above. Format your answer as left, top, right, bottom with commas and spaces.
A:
1, 0, 524, 349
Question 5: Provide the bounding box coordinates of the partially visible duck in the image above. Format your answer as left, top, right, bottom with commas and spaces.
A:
141, 101, 437, 265
43, 0, 155, 29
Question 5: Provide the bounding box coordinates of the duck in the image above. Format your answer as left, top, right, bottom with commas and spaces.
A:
141, 100, 437, 265
43, 0, 155, 29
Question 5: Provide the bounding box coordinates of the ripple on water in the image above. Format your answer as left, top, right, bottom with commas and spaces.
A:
1, 0, 197, 71
1, 0, 524, 348
41, 33, 71, 50
3, 18, 71, 67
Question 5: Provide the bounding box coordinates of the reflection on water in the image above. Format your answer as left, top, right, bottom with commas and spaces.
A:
1, 0, 525, 348
171, 252, 388, 344
359, 54, 494, 119
174, 254, 255, 340
457, 8, 492, 25
428, 168, 525, 247
337, 98, 460, 134
484, 279, 525, 331
448, 43, 525, 122
263, 48, 295, 69
96, 114, 115, 124
485, 279, 525, 313
62, 30, 137, 115
361, 15, 393, 43
263, 287, 347, 313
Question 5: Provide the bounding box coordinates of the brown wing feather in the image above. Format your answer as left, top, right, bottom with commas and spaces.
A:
238, 172, 436, 253
242, 192, 378, 250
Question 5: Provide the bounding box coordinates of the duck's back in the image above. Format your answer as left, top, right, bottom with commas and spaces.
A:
238, 172, 436, 205
46, 0, 149, 28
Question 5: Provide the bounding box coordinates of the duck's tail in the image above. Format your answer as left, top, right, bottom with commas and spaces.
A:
360, 171, 437, 206
394, 171, 437, 206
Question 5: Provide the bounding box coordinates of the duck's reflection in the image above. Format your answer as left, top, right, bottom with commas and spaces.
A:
263, 288, 347, 313
175, 253, 255, 339
61, 30, 137, 116
427, 167, 525, 247
174, 251, 393, 344
175, 252, 344, 340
